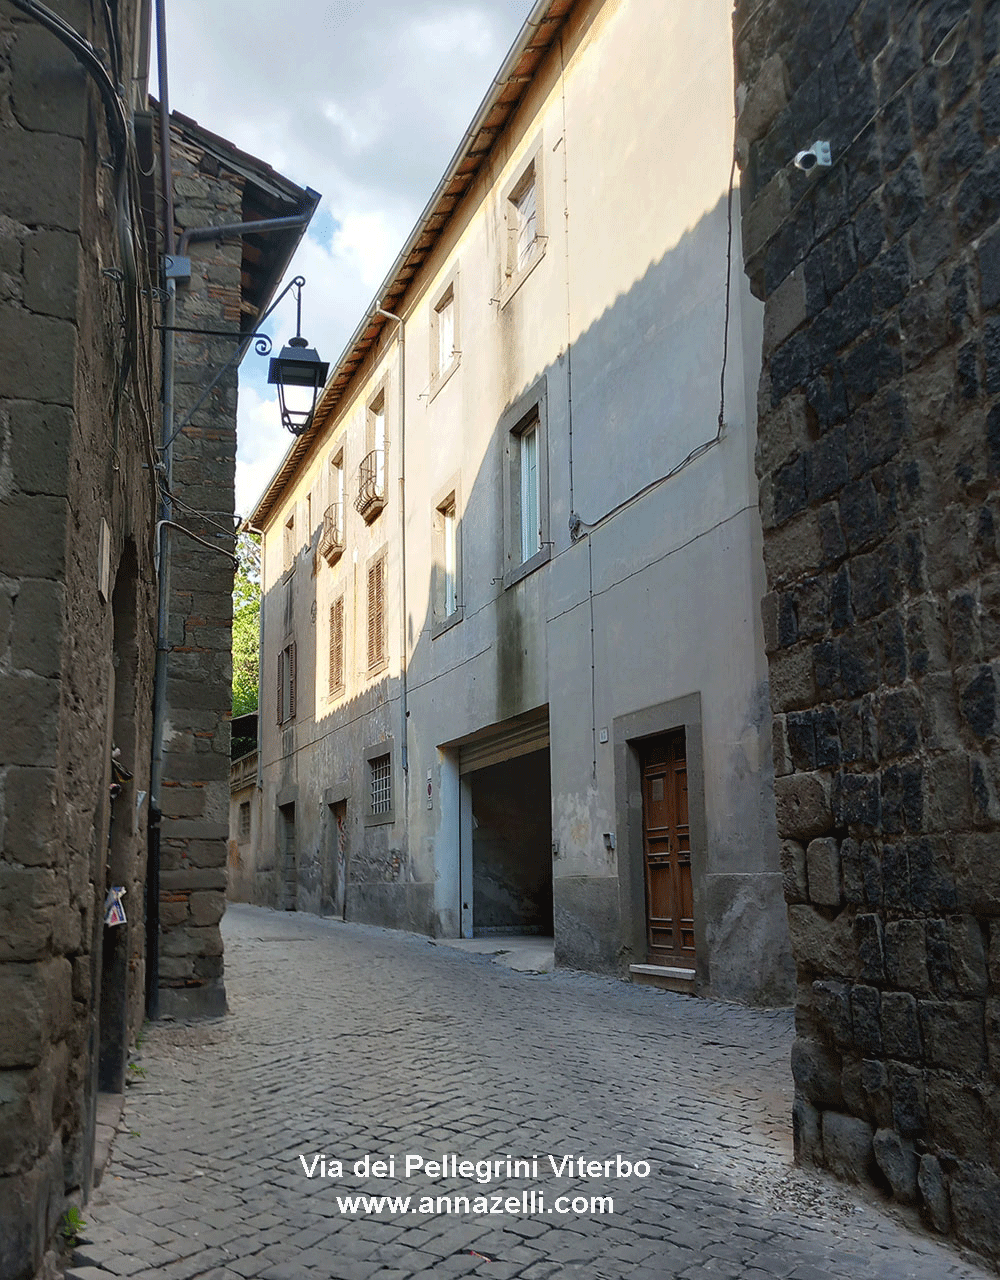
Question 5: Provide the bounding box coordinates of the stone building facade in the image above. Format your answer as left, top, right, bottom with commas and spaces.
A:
0, 4, 317, 1274
156, 114, 317, 1018
0, 2, 158, 1275
735, 0, 1000, 1258
244, 0, 794, 1005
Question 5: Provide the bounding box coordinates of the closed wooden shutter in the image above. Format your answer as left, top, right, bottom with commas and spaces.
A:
287, 640, 296, 720
276, 647, 284, 723
367, 556, 385, 670
329, 598, 344, 694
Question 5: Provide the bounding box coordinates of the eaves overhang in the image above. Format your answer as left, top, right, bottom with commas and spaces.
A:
167, 107, 321, 332
248, 0, 576, 531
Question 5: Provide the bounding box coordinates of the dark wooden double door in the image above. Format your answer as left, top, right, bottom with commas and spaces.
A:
640, 730, 695, 966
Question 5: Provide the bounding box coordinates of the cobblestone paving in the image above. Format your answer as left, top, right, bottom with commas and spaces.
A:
69, 905, 995, 1280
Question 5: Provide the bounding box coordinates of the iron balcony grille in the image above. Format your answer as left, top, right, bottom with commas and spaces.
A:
355, 449, 386, 520
319, 501, 344, 565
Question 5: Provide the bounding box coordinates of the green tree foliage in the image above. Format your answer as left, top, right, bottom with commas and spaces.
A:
232, 531, 260, 718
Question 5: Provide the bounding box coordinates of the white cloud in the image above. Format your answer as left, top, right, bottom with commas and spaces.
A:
408, 7, 496, 58
332, 209, 405, 293
235, 385, 290, 522
161, 0, 533, 516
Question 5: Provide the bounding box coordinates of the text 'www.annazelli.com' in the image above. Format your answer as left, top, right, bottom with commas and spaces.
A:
332, 1190, 614, 1217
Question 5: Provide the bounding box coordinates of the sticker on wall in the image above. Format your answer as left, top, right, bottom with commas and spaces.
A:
104, 887, 127, 927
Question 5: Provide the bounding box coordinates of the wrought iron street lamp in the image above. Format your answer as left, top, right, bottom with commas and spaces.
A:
268, 276, 329, 436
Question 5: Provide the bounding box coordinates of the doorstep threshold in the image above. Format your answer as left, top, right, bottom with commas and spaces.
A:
629, 963, 695, 979
629, 963, 696, 994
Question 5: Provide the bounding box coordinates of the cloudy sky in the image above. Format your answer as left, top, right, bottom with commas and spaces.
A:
158, 0, 534, 516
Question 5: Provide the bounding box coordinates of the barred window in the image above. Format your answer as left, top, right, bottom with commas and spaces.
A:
369, 753, 391, 816
329, 597, 344, 696
238, 801, 251, 843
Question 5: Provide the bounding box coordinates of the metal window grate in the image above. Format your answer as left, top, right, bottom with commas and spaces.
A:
238, 801, 251, 841
369, 753, 391, 815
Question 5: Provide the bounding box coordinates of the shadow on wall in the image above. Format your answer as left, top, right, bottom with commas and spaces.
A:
244, 188, 779, 973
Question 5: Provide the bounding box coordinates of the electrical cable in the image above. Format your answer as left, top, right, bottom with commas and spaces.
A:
569, 125, 739, 543
156, 520, 238, 569
8, 0, 150, 425
100, 0, 122, 83
157, 483, 240, 542
7, 0, 128, 166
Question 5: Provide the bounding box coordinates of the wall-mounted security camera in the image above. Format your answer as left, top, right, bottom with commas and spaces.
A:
793, 140, 832, 172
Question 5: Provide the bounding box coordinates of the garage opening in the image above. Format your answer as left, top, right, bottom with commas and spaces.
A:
458, 708, 552, 936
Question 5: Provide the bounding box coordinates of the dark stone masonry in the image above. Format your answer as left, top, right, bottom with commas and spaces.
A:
0, 4, 315, 1272
735, 0, 1000, 1260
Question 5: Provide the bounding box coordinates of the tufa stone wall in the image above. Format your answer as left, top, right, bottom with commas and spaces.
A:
735, 0, 1000, 1259
0, 1, 158, 1276
154, 122, 241, 1018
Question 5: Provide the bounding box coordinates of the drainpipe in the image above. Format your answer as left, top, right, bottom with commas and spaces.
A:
376, 307, 408, 794
147, 0, 175, 1019
178, 214, 315, 257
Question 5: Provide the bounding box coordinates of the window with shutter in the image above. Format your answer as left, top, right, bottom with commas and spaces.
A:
429, 268, 461, 398
501, 378, 550, 588
437, 290, 454, 377
329, 598, 344, 696
514, 173, 537, 270
277, 639, 297, 723
519, 421, 540, 562
367, 554, 386, 672
283, 512, 295, 572
499, 142, 545, 307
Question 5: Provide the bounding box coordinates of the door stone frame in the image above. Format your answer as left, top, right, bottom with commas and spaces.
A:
613, 692, 708, 990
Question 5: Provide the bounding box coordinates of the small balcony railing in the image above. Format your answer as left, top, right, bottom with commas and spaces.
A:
229, 749, 258, 793
319, 501, 344, 565
355, 449, 386, 521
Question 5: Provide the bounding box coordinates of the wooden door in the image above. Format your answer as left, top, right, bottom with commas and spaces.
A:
333, 800, 347, 920
280, 803, 297, 911
640, 731, 694, 965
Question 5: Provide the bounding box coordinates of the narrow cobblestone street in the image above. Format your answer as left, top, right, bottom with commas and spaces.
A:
69, 906, 994, 1280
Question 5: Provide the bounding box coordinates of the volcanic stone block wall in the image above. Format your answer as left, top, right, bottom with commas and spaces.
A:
735, 0, 1000, 1258
155, 123, 240, 1018
0, 2, 157, 1275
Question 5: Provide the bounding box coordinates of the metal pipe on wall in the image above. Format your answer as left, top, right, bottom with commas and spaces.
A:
376, 307, 408, 797
146, 0, 176, 1018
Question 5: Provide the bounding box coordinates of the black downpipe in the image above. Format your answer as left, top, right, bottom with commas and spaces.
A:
145, 805, 160, 1018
